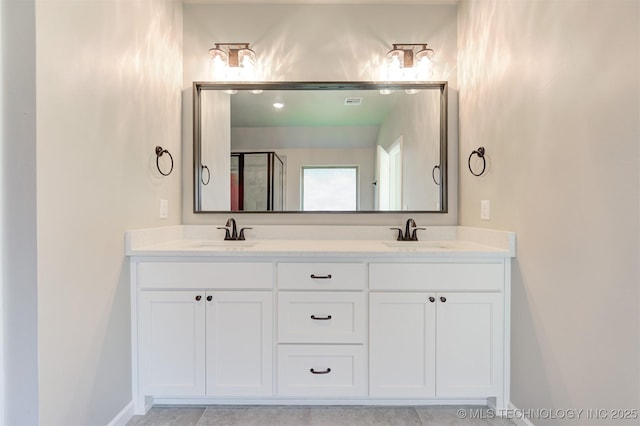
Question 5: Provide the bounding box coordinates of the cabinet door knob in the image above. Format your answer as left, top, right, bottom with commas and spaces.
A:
206, 295, 213, 302
310, 315, 332, 320
440, 296, 447, 303
428, 297, 436, 303
310, 274, 332, 279
195, 295, 202, 301
310, 368, 331, 375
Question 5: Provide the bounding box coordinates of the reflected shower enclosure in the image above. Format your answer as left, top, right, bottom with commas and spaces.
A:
231, 152, 284, 211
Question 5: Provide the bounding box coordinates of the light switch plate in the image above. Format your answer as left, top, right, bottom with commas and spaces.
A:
480, 199, 490, 220
160, 199, 169, 219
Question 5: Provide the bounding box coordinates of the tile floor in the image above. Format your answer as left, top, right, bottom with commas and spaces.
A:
127, 405, 516, 426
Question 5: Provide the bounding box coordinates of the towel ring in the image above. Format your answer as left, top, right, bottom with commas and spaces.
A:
201, 164, 211, 185
432, 165, 441, 185
468, 147, 486, 176
155, 146, 173, 176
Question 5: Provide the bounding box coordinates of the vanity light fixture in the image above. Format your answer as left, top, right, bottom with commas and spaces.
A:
209, 42, 257, 81
383, 43, 435, 85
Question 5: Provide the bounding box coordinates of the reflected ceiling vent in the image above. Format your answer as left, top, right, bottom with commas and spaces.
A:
344, 97, 363, 106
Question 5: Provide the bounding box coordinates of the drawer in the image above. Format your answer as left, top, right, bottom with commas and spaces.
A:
277, 263, 366, 290
369, 262, 503, 291
277, 345, 367, 397
278, 292, 366, 343
137, 262, 273, 289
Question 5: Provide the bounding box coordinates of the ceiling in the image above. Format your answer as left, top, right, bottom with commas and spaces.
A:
230, 89, 401, 127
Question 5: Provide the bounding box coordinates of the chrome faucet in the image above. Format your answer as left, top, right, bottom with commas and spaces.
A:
217, 218, 252, 241
390, 218, 426, 241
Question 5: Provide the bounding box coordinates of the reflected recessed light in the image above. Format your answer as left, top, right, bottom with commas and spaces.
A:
273, 102, 285, 109
250, 89, 263, 94
379, 89, 394, 95
224, 89, 238, 95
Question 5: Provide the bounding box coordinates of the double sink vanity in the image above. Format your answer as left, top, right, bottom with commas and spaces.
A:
126, 222, 515, 415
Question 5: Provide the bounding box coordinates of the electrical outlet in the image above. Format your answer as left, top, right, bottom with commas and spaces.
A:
160, 199, 169, 219
480, 200, 490, 220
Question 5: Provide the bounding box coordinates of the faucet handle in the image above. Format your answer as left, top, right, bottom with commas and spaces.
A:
410, 228, 427, 241
217, 227, 232, 241
389, 227, 404, 241
238, 227, 253, 241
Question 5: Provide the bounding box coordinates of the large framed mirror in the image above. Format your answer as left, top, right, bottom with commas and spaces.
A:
193, 81, 447, 213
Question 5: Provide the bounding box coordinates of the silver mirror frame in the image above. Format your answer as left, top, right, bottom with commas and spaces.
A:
193, 81, 448, 214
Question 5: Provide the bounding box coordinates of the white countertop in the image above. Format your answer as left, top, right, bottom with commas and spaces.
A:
125, 225, 516, 258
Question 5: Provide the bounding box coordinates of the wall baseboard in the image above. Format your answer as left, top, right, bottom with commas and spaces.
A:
509, 402, 536, 426
107, 401, 134, 426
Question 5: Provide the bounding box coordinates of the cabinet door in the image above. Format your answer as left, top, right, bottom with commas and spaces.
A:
138, 291, 206, 396
205, 291, 273, 396
436, 292, 503, 398
369, 292, 436, 397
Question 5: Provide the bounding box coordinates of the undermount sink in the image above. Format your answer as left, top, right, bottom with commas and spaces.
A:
190, 241, 258, 249
382, 241, 451, 250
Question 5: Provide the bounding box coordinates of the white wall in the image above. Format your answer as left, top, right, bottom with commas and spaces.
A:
377, 90, 441, 210
182, 3, 458, 225
1, 0, 39, 424
35, 1, 182, 424
201, 90, 231, 210
458, 0, 640, 423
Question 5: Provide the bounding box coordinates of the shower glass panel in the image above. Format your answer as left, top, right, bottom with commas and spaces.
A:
231, 152, 284, 211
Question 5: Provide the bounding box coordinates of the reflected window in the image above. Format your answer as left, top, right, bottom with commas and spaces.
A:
301, 166, 358, 211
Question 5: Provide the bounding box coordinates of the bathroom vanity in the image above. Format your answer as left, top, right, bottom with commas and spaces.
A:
126, 225, 515, 415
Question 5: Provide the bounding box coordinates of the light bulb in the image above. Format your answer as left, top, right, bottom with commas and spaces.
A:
273, 102, 284, 109
405, 89, 421, 95
379, 89, 395, 95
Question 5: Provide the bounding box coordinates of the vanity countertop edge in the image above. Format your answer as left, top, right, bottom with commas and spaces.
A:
125, 225, 516, 259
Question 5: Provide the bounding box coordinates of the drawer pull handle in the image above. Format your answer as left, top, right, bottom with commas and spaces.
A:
310, 274, 332, 279
195, 295, 202, 301
310, 315, 332, 320
428, 297, 436, 303
310, 368, 331, 375
206, 295, 213, 302
440, 296, 447, 303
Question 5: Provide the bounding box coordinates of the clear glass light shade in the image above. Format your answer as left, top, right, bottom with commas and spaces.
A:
209, 47, 228, 80
238, 48, 257, 81
385, 49, 405, 81
209, 47, 228, 66
414, 47, 434, 80
238, 48, 256, 68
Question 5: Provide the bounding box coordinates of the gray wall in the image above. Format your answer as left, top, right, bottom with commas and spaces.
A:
1, 0, 183, 424
182, 3, 458, 225
1, 0, 39, 424
458, 0, 639, 423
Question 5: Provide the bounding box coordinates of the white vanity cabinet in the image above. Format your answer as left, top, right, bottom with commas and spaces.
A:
369, 262, 506, 405
134, 261, 274, 406
276, 262, 368, 397
138, 291, 206, 397
127, 230, 514, 415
